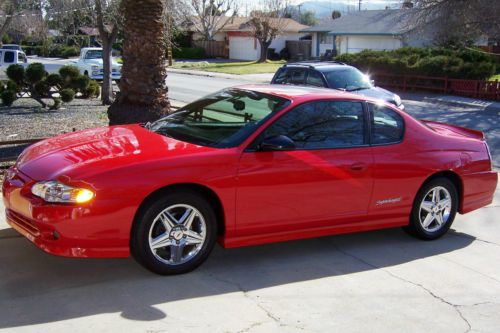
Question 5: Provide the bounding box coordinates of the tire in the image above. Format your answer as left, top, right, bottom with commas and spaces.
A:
404, 177, 458, 240
131, 190, 217, 275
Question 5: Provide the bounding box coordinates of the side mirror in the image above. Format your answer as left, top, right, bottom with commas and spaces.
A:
259, 135, 296, 152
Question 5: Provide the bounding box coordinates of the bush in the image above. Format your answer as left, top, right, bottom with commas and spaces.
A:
1, 89, 17, 106
46, 73, 63, 87
6, 65, 25, 85
60, 88, 75, 103
20, 44, 80, 58
172, 47, 206, 59
25, 63, 47, 84
59, 65, 80, 81
61, 46, 80, 58
81, 80, 100, 98
334, 47, 497, 80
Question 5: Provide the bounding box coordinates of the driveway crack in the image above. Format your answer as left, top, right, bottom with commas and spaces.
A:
331, 243, 472, 333
208, 274, 304, 331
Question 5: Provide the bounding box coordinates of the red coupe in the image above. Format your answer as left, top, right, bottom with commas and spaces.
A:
3, 85, 497, 275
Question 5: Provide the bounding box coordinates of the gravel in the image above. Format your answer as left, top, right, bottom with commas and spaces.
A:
0, 98, 108, 183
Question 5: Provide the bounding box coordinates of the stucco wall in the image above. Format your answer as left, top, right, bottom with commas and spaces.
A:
338, 35, 403, 54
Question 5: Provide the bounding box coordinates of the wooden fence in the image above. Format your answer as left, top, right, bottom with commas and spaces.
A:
286, 40, 311, 61
372, 73, 500, 101
193, 40, 228, 58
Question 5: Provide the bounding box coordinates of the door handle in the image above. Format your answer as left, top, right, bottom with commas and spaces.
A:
350, 162, 367, 171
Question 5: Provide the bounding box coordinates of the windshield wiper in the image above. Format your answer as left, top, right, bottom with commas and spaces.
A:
346, 87, 370, 92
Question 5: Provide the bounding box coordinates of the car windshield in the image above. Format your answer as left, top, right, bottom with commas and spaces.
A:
324, 68, 373, 91
147, 89, 291, 148
85, 50, 103, 59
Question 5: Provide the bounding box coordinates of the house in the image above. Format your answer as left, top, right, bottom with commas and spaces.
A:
301, 9, 433, 57
185, 17, 309, 61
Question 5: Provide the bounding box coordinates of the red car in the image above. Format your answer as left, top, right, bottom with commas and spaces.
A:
3, 85, 497, 275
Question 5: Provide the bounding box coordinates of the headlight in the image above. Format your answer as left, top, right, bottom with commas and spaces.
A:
91, 65, 100, 71
31, 181, 94, 204
394, 94, 402, 106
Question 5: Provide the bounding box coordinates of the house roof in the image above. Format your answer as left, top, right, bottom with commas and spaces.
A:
300, 9, 415, 35
185, 16, 309, 34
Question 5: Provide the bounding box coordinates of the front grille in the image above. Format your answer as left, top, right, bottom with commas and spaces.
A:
6, 209, 40, 237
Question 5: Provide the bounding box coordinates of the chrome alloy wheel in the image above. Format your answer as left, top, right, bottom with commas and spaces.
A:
419, 186, 452, 233
148, 204, 207, 265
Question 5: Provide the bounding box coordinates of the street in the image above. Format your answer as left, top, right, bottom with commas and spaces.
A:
1, 66, 500, 333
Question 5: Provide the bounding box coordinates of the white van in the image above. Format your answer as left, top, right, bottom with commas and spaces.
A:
0, 49, 28, 68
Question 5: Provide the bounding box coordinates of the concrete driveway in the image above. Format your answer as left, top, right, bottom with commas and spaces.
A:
0, 183, 499, 332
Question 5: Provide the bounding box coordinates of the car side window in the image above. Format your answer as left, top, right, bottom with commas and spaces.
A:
274, 68, 307, 85
369, 104, 404, 144
18, 52, 26, 63
306, 70, 326, 87
4, 51, 14, 63
261, 101, 366, 149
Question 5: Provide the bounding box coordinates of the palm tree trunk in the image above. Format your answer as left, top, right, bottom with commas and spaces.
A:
108, 0, 171, 125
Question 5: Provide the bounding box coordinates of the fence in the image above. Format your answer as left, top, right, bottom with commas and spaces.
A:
372, 73, 500, 101
193, 40, 228, 58
286, 40, 311, 61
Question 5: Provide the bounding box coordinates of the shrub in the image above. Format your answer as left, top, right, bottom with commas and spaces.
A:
6, 64, 25, 85
61, 46, 80, 58
334, 47, 497, 80
1, 89, 17, 106
34, 80, 51, 97
73, 75, 90, 92
82, 80, 100, 98
46, 73, 63, 87
59, 65, 80, 81
25, 63, 47, 84
60, 88, 75, 103
51, 97, 62, 110
172, 47, 206, 59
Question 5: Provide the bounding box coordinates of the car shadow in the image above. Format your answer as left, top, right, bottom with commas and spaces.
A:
0, 226, 475, 328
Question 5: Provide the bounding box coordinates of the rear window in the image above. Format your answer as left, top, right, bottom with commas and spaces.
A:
4, 51, 15, 63
273, 68, 307, 85
369, 103, 404, 144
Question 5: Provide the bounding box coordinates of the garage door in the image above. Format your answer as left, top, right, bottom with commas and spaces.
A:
229, 37, 260, 61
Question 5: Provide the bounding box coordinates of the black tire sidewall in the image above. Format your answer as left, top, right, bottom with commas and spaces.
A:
409, 178, 458, 240
131, 190, 217, 275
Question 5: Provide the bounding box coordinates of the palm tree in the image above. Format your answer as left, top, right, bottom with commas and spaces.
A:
108, 0, 171, 125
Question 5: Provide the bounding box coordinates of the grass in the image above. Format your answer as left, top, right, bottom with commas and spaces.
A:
171, 60, 286, 75
490, 74, 500, 81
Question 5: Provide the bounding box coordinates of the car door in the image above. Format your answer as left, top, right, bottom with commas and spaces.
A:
235, 100, 374, 236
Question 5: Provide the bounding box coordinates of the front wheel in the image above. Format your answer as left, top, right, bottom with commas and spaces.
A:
404, 178, 458, 240
131, 191, 217, 275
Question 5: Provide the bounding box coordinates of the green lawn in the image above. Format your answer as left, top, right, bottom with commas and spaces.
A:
490, 74, 500, 81
172, 60, 286, 75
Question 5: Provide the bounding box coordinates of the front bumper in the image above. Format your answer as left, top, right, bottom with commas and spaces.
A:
2, 167, 130, 258
89, 73, 121, 81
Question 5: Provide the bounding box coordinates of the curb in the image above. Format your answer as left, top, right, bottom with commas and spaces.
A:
167, 68, 271, 83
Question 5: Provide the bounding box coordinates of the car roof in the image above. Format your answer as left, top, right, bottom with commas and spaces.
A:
233, 84, 378, 104
282, 61, 352, 71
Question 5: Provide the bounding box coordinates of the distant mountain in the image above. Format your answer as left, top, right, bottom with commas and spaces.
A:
298, 1, 402, 18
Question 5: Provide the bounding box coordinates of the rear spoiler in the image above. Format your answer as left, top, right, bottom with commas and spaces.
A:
422, 120, 485, 141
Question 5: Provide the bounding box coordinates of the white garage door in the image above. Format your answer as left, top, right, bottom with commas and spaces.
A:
229, 37, 260, 61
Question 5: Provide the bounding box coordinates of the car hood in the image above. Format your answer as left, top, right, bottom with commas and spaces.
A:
16, 125, 217, 181
348, 86, 399, 105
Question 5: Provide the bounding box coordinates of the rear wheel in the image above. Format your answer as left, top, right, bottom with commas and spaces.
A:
404, 178, 458, 240
131, 191, 217, 275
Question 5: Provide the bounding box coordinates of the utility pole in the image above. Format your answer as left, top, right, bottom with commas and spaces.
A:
298, 4, 302, 22
358, 0, 362, 11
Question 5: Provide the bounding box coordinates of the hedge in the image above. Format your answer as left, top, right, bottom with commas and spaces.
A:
172, 47, 206, 59
335, 47, 497, 80
22, 44, 80, 58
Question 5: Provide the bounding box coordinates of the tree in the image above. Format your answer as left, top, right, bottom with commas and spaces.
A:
331, 10, 341, 20
0, 0, 24, 44
248, 0, 287, 63
107, 0, 170, 125
412, 0, 500, 47
94, 0, 122, 105
300, 10, 318, 26
180, 0, 237, 41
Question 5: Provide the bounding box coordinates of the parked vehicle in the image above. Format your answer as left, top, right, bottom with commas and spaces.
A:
272, 61, 405, 109
72, 47, 121, 81
0, 48, 27, 68
1, 44, 23, 51
3, 85, 496, 275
